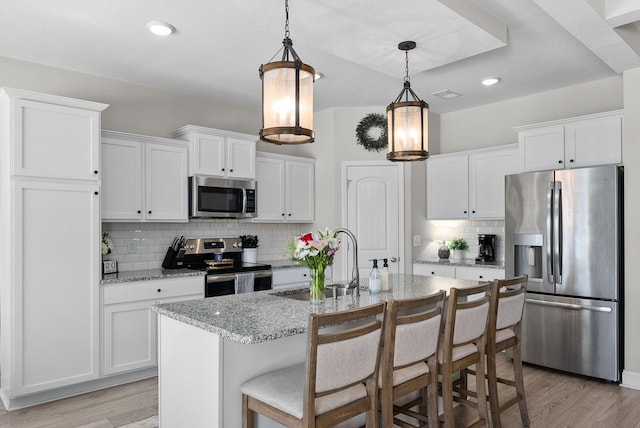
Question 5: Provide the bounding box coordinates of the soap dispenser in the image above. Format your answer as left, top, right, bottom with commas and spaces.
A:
381, 258, 393, 291
369, 259, 381, 294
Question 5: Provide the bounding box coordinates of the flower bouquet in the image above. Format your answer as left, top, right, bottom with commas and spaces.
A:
102, 232, 113, 257
291, 229, 341, 304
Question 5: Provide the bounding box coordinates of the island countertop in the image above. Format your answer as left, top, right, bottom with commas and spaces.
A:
152, 274, 488, 345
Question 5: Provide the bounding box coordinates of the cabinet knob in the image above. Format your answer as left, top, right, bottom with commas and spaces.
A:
463, 210, 467, 214
569, 159, 574, 163
94, 170, 98, 174
157, 289, 162, 293
288, 213, 292, 216
472, 210, 476, 214
479, 275, 483, 279
431, 271, 435, 275
148, 210, 152, 214
137, 210, 142, 214
94, 191, 99, 195
281, 213, 285, 216
230, 169, 234, 172
221, 168, 225, 171
558, 160, 563, 164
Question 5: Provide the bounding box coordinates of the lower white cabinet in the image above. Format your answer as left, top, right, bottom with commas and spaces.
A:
413, 263, 504, 281
272, 266, 333, 289
102, 276, 203, 375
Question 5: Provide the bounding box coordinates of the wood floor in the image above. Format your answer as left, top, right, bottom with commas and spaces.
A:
1, 353, 640, 427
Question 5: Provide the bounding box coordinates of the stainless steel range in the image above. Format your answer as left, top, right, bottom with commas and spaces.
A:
181, 237, 272, 297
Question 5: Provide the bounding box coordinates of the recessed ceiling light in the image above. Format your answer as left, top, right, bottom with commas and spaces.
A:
482, 77, 501, 86
146, 21, 175, 36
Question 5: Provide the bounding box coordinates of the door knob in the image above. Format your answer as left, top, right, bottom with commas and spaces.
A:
389, 257, 397, 262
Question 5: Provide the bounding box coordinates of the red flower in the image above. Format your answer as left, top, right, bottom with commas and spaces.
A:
300, 233, 313, 243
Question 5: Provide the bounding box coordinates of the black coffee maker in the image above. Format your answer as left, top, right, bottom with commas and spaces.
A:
475, 234, 496, 263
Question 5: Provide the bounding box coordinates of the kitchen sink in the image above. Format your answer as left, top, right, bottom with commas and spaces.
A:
272, 284, 355, 301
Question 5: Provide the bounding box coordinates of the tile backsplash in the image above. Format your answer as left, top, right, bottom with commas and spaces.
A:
424, 219, 505, 261
102, 220, 308, 272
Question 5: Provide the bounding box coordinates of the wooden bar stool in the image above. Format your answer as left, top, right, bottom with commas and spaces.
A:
438, 283, 493, 428
486, 276, 529, 427
240, 302, 386, 428
380, 291, 446, 427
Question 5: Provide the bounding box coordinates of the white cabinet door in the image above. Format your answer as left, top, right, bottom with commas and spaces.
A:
455, 267, 505, 281
286, 160, 315, 222
519, 126, 565, 172
12, 98, 102, 181
255, 156, 286, 221
227, 137, 256, 179
427, 155, 469, 219
272, 267, 311, 288
469, 148, 519, 219
191, 133, 225, 176
14, 180, 100, 395
145, 143, 188, 221
101, 139, 143, 220
413, 263, 456, 278
565, 114, 622, 168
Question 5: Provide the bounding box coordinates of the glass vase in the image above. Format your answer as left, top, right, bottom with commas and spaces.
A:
309, 265, 326, 305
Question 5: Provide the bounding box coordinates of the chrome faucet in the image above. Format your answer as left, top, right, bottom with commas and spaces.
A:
335, 228, 360, 299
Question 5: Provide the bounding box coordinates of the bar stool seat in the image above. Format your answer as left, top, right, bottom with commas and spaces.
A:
241, 302, 386, 428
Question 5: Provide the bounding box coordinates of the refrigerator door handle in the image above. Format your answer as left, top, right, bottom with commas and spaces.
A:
554, 181, 563, 284
525, 298, 612, 313
546, 182, 554, 284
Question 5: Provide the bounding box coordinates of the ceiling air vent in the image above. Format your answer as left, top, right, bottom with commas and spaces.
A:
432, 89, 462, 100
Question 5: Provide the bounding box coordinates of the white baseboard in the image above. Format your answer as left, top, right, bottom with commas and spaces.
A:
621, 369, 640, 390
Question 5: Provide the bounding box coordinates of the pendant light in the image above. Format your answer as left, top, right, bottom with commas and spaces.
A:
259, 0, 315, 145
386, 41, 429, 161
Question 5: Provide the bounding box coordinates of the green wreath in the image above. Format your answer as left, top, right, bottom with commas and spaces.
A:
356, 113, 388, 152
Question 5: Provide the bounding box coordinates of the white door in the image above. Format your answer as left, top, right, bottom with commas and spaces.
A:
344, 162, 404, 280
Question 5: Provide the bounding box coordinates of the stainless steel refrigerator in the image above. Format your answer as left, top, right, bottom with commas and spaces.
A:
505, 164, 623, 382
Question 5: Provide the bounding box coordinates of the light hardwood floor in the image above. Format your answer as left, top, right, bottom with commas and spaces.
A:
1, 353, 640, 427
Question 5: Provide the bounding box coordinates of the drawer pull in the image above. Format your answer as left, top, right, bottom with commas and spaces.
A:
157, 289, 162, 293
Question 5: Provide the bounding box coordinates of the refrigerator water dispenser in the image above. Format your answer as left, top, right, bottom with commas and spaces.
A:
513, 234, 543, 281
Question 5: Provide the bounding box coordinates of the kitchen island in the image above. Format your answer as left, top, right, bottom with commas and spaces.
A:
152, 274, 489, 428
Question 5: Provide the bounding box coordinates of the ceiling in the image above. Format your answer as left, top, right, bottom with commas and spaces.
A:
0, 0, 639, 114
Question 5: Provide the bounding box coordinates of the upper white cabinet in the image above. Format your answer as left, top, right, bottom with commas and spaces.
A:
101, 131, 188, 222
427, 145, 518, 220
515, 110, 622, 172
0, 88, 107, 403
2, 89, 104, 181
254, 152, 315, 223
171, 125, 256, 179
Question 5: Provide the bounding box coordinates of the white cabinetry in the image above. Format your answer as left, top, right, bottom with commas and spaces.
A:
101, 131, 188, 222
102, 276, 203, 375
515, 110, 622, 172
427, 145, 518, 220
413, 263, 504, 281
0, 88, 107, 404
171, 125, 256, 179
272, 266, 333, 289
254, 152, 315, 223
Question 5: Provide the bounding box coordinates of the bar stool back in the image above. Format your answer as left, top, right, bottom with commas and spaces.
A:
438, 283, 493, 428
241, 302, 386, 428
380, 290, 446, 427
486, 275, 529, 427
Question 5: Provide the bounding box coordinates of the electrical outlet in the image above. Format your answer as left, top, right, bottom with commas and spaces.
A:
413, 235, 421, 247
127, 239, 138, 254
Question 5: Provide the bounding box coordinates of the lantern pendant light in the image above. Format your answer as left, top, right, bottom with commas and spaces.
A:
259, 0, 315, 145
386, 41, 429, 161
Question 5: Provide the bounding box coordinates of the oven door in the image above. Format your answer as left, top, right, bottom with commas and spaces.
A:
204, 270, 272, 297
205, 273, 237, 297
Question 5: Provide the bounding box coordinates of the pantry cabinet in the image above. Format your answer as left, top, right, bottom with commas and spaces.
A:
254, 152, 315, 223
101, 131, 188, 222
0, 88, 108, 405
427, 145, 518, 220
102, 276, 203, 375
171, 125, 256, 179
515, 110, 622, 172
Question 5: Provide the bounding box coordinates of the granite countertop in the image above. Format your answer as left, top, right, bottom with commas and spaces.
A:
100, 268, 205, 285
152, 274, 488, 345
413, 258, 505, 269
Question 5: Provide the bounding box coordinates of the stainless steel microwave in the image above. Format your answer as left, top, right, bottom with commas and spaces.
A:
188, 175, 257, 219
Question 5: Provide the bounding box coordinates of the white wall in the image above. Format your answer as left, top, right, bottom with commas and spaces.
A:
623, 67, 640, 382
